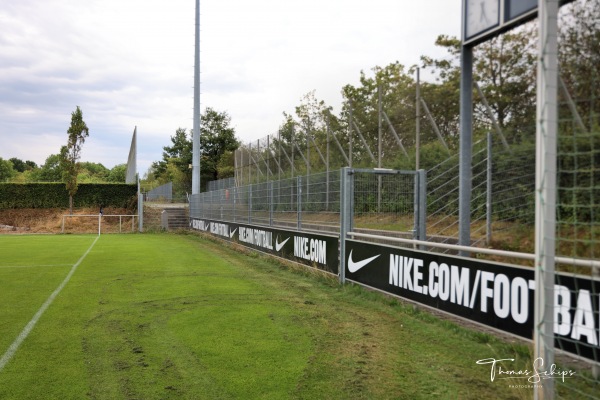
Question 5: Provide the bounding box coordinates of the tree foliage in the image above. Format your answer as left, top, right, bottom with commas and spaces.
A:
62, 106, 89, 212
200, 107, 240, 185
38, 154, 64, 182
0, 158, 16, 182
559, 0, 600, 125
148, 108, 239, 194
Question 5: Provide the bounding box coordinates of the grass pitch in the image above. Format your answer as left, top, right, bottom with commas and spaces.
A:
0, 233, 595, 399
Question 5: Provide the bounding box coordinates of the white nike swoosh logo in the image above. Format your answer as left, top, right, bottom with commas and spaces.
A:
347, 250, 380, 273
275, 236, 290, 252
229, 228, 238, 238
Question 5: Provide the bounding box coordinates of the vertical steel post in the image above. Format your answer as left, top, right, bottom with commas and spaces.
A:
459, 45, 473, 256
278, 130, 282, 209
248, 183, 252, 224
348, 104, 353, 167
267, 136, 270, 183
192, 0, 201, 195
378, 84, 383, 213
416, 67, 421, 170
326, 116, 330, 211
486, 132, 492, 245
297, 176, 302, 230
138, 188, 144, 233
233, 186, 237, 223
248, 142, 252, 186
339, 167, 353, 284
306, 124, 310, 201
258, 138, 262, 183
269, 181, 273, 226
417, 169, 427, 244
291, 126, 295, 211
534, 1, 558, 399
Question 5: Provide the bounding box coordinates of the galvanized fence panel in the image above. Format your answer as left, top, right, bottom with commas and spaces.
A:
190, 170, 343, 234
339, 168, 426, 253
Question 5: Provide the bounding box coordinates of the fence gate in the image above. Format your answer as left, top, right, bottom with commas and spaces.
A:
339, 167, 426, 283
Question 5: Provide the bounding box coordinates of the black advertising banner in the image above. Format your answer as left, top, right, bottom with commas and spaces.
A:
189, 218, 338, 274
345, 239, 599, 362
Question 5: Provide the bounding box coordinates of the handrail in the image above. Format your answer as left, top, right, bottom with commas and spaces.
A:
348, 231, 600, 270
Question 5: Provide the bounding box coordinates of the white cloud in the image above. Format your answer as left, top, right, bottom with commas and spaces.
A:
0, 0, 461, 174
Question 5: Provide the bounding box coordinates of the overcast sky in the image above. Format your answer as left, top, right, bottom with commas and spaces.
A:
0, 0, 461, 175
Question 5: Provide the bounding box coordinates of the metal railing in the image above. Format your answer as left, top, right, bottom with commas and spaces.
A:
61, 214, 138, 234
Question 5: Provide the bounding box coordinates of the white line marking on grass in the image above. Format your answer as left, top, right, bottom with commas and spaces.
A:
0, 236, 99, 372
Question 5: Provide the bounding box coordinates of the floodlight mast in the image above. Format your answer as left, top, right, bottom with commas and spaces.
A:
192, 0, 201, 194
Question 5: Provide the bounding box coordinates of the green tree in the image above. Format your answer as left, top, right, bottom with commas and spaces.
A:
62, 106, 90, 213
200, 108, 239, 190
148, 109, 239, 194
150, 127, 193, 195
0, 158, 16, 181
420, 28, 537, 146
559, 0, 600, 124
38, 154, 64, 182
344, 62, 420, 165
25, 160, 37, 170
216, 150, 236, 179
9, 158, 27, 173
80, 162, 109, 178
107, 164, 127, 183
474, 28, 537, 142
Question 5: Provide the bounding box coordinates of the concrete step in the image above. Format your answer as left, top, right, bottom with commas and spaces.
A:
160, 208, 189, 230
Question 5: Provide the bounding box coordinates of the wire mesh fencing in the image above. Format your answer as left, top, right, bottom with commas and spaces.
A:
190, 171, 341, 233
553, 66, 600, 398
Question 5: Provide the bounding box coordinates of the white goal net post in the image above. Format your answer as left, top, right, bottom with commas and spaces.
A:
61, 214, 139, 234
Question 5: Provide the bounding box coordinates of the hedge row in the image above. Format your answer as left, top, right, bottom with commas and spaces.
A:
0, 183, 138, 209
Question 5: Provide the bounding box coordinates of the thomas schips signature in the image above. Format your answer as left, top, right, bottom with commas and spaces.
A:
476, 357, 576, 383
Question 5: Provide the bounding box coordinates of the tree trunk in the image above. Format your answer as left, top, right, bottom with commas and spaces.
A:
69, 195, 73, 215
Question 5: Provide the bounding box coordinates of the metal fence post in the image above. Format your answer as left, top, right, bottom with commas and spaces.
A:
297, 175, 302, 230
220, 190, 224, 221
233, 186, 237, 223
459, 44, 473, 256
138, 192, 144, 232
269, 181, 273, 226
339, 167, 353, 284
248, 183, 252, 224
417, 169, 427, 244
535, 1, 558, 398
486, 132, 492, 245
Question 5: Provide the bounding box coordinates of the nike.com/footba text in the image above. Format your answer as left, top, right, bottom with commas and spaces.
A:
388, 254, 598, 346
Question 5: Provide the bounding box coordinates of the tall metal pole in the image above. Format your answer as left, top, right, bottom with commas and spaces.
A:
378, 84, 382, 213
486, 132, 492, 245
534, 1, 558, 398
192, 0, 201, 194
459, 46, 473, 255
416, 67, 421, 170
326, 115, 330, 210
378, 84, 382, 169
348, 103, 353, 167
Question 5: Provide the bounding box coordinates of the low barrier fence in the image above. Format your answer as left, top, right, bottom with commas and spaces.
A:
61, 214, 138, 234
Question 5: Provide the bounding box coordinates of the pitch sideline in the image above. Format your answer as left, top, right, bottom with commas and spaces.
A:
0, 235, 100, 372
